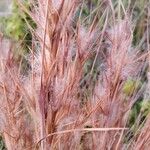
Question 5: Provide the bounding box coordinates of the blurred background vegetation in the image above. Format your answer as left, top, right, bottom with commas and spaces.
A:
0, 0, 36, 74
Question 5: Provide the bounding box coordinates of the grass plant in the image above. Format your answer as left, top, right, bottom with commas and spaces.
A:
0, 0, 150, 149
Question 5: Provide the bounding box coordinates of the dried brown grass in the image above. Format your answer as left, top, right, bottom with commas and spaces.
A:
0, 0, 150, 149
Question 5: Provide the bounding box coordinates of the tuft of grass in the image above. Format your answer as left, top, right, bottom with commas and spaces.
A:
0, 0, 150, 149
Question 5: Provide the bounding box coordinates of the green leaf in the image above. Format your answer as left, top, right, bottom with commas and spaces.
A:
122, 79, 142, 96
